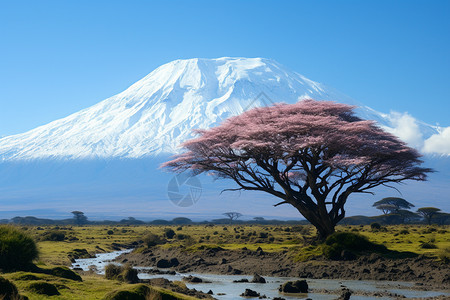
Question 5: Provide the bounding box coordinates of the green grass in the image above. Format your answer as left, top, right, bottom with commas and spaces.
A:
2, 224, 448, 299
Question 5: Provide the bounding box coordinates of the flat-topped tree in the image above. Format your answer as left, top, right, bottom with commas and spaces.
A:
223, 212, 242, 224
417, 207, 441, 225
162, 100, 432, 238
373, 197, 415, 215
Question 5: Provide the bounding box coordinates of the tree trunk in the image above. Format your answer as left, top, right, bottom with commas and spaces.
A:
292, 203, 336, 240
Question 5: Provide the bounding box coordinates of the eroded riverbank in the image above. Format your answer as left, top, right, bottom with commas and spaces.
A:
71, 248, 450, 299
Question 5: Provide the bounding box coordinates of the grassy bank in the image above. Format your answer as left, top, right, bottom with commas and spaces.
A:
1, 224, 448, 299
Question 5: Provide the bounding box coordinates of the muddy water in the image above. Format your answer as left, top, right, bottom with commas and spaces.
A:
72, 250, 449, 299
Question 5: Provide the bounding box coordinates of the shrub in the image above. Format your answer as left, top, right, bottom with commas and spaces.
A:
164, 228, 176, 239
103, 284, 151, 300
0, 276, 21, 299
399, 229, 409, 235
176, 234, 189, 240
105, 264, 123, 280
26, 281, 60, 296
41, 230, 65, 241
51, 266, 82, 281
142, 233, 161, 247
0, 225, 38, 271
419, 242, 438, 249
107, 230, 114, 235
323, 232, 386, 260
120, 265, 139, 283
105, 264, 139, 283
259, 232, 268, 238
370, 223, 381, 230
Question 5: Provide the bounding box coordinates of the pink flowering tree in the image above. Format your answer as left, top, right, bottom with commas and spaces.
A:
162, 100, 432, 238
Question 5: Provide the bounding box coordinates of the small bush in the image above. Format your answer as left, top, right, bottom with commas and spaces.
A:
41, 230, 65, 241
0, 225, 39, 271
175, 234, 189, 240
370, 223, 381, 230
103, 284, 150, 300
323, 232, 386, 260
164, 228, 176, 239
419, 242, 438, 249
51, 266, 82, 281
399, 229, 409, 235
105, 264, 123, 280
26, 281, 60, 296
142, 233, 162, 247
105, 264, 139, 283
0, 276, 21, 299
259, 232, 268, 238
107, 230, 114, 235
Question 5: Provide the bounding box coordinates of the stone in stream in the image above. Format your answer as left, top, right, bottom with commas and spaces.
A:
338, 287, 352, 300
182, 275, 203, 283
240, 288, 260, 297
233, 278, 249, 283
279, 280, 308, 293
251, 273, 266, 283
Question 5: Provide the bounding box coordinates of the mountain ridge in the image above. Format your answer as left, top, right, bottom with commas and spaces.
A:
0, 57, 441, 161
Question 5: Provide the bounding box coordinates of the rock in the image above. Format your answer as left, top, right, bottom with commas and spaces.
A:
169, 258, 179, 267
279, 280, 308, 293
255, 246, 265, 256
273, 298, 286, 300
240, 288, 260, 297
156, 259, 171, 268
183, 275, 203, 283
219, 258, 227, 264
207, 289, 214, 295
338, 288, 352, 300
251, 273, 266, 283
233, 278, 249, 283
232, 268, 243, 275
156, 258, 178, 268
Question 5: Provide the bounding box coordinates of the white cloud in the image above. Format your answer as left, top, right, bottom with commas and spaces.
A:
423, 127, 450, 156
384, 111, 424, 149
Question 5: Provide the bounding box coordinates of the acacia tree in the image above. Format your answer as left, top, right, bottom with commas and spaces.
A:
223, 212, 242, 224
163, 100, 432, 238
71, 211, 88, 225
417, 207, 441, 225
373, 197, 415, 215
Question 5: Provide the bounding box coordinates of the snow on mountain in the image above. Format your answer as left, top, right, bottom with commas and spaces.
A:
0, 57, 441, 160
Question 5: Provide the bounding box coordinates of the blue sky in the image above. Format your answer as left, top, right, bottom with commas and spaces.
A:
0, 0, 449, 137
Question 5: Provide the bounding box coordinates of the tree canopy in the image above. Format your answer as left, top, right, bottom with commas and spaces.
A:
373, 197, 415, 215
163, 100, 432, 238
417, 207, 441, 225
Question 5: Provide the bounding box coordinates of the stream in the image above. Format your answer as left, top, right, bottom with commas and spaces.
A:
71, 249, 449, 299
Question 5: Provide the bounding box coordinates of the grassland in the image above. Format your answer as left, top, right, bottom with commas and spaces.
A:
1, 223, 449, 299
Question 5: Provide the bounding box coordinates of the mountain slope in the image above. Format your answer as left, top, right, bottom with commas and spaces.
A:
0, 57, 440, 161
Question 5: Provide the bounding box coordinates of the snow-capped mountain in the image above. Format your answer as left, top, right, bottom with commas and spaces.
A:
0, 57, 440, 161
0, 57, 447, 220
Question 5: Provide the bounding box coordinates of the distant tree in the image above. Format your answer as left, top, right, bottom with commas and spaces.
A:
172, 217, 192, 225
120, 217, 144, 225
163, 100, 432, 238
373, 197, 415, 215
223, 212, 242, 224
433, 212, 450, 225
417, 207, 441, 225
395, 209, 420, 223
253, 217, 265, 222
71, 211, 88, 225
